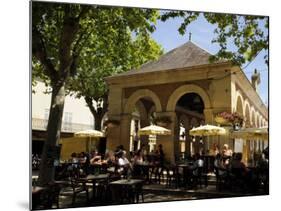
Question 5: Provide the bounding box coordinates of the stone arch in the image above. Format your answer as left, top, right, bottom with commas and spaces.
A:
235, 91, 244, 116
166, 84, 211, 111
244, 100, 251, 126
124, 89, 162, 114
135, 101, 147, 120
256, 114, 260, 128
147, 105, 156, 118
250, 107, 256, 127
259, 116, 262, 127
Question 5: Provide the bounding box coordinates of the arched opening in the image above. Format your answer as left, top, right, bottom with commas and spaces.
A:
166, 84, 211, 111
128, 97, 158, 154
236, 95, 244, 116
245, 102, 251, 127
251, 109, 256, 127
178, 115, 189, 160
175, 93, 205, 158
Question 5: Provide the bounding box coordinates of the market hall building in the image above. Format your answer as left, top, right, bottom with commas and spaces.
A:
105, 41, 268, 164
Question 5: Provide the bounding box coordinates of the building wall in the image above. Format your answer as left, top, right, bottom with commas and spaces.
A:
106, 64, 268, 164
32, 81, 94, 132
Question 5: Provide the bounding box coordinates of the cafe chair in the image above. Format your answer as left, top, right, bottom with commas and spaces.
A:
59, 168, 89, 206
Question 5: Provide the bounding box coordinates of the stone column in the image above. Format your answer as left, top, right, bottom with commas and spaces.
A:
105, 115, 122, 152
203, 108, 215, 151
119, 113, 132, 153
155, 111, 177, 164
203, 108, 214, 124
184, 122, 191, 157
140, 116, 150, 151
174, 115, 180, 162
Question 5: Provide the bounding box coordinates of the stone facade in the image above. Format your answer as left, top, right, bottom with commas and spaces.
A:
105, 42, 268, 164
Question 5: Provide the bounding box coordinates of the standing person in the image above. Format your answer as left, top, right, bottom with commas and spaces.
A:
140, 143, 148, 155
157, 144, 165, 166
210, 143, 220, 156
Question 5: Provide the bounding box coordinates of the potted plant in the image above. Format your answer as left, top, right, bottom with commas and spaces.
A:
215, 111, 243, 128
215, 111, 233, 125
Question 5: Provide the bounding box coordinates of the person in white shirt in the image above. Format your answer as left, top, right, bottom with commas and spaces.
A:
192, 153, 204, 176
116, 150, 131, 175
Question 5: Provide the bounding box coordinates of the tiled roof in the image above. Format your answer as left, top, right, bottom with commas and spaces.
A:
108, 41, 226, 78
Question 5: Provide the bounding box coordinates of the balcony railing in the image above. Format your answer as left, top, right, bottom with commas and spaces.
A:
32, 118, 93, 133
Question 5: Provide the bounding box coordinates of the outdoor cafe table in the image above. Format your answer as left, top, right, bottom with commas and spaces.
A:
79, 173, 109, 201
109, 179, 144, 204
134, 163, 155, 183
176, 164, 194, 187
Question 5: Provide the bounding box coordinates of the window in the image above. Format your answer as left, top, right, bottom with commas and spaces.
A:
44, 109, 49, 129
63, 112, 73, 131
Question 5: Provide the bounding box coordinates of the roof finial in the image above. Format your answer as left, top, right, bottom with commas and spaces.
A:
189, 32, 192, 41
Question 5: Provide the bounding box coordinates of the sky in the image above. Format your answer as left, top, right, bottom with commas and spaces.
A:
150, 12, 268, 105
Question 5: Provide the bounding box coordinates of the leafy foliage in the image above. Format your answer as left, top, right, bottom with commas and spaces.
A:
161, 11, 268, 66
32, 2, 163, 130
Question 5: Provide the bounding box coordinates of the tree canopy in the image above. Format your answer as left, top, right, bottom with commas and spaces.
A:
33, 2, 163, 130
66, 8, 163, 129
161, 11, 269, 66
32, 2, 163, 184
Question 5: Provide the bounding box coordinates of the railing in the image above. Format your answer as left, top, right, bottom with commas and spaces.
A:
32, 118, 93, 132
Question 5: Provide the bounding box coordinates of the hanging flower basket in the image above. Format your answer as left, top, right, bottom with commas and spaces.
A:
214, 116, 230, 125
215, 111, 244, 127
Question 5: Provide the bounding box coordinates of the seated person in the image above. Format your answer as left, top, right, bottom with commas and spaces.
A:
90, 150, 102, 165
79, 152, 89, 164
191, 153, 204, 176
132, 149, 144, 165
231, 152, 249, 176
214, 153, 228, 177
104, 150, 116, 165
222, 144, 233, 166
116, 150, 131, 175
67, 152, 79, 172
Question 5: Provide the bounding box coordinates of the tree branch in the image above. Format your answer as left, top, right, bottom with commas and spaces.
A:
59, 6, 80, 78
70, 23, 93, 76
85, 96, 97, 117
32, 26, 57, 81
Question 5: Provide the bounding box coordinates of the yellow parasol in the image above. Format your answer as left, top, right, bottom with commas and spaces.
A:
74, 129, 104, 152
138, 125, 171, 136
231, 127, 268, 141
189, 124, 226, 136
